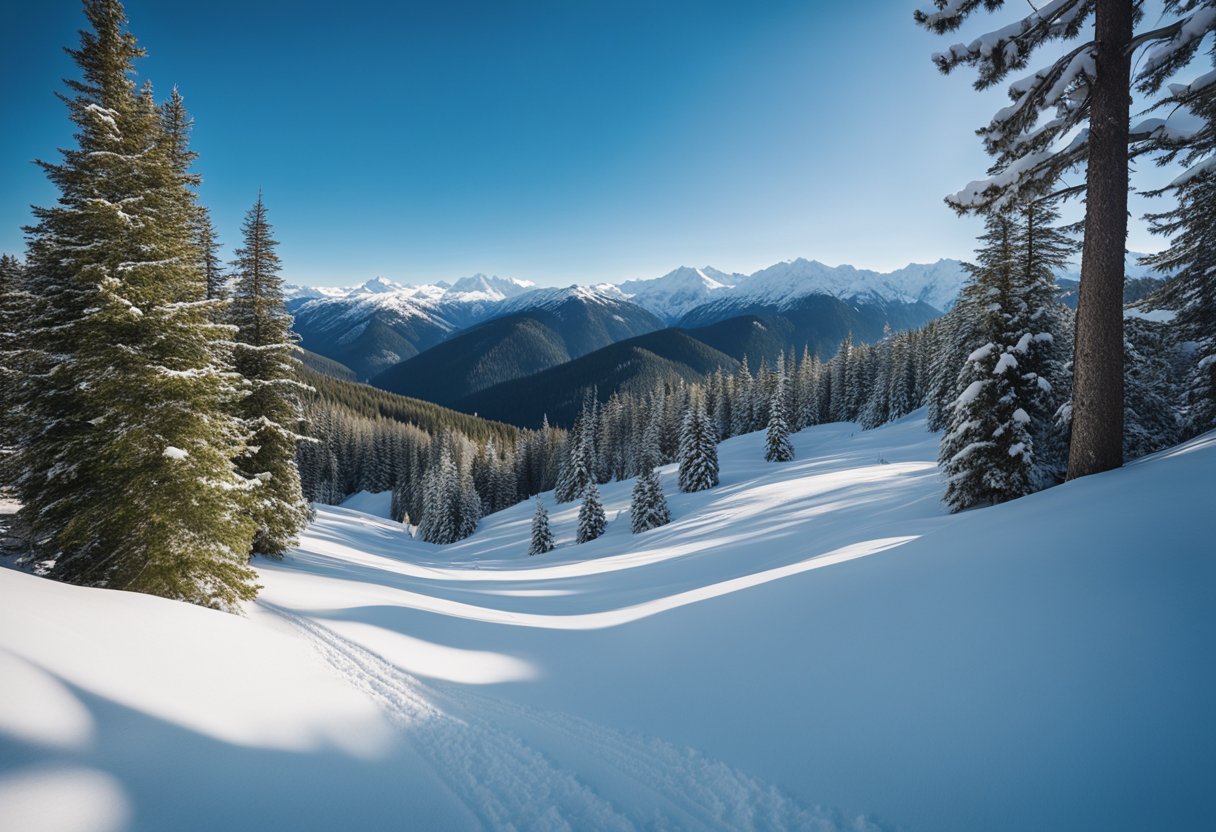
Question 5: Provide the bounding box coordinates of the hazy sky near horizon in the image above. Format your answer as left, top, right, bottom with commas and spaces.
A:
0, 0, 1181, 287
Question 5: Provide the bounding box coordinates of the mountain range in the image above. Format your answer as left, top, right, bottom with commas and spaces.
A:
286, 254, 1167, 427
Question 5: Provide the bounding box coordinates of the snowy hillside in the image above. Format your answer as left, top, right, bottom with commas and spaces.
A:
3, 413, 1212, 832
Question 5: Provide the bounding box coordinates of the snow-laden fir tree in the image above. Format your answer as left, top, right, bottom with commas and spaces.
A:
678, 400, 719, 492
764, 357, 795, 462
915, 0, 1215, 480
630, 466, 670, 533
15, 0, 258, 607
1122, 317, 1185, 460
1013, 200, 1076, 484
940, 211, 1038, 512
229, 194, 311, 557
528, 496, 554, 555
1141, 53, 1216, 436
576, 482, 606, 543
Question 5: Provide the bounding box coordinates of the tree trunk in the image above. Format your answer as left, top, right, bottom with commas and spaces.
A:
1067, 0, 1132, 480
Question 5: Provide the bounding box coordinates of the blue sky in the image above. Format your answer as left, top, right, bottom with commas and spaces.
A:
0, 0, 1174, 287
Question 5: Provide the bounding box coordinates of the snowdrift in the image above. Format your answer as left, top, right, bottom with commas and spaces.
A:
2, 412, 1213, 831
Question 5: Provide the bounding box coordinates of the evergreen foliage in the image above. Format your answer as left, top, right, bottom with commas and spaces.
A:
229, 194, 311, 556
764, 355, 794, 462
938, 208, 1072, 511
630, 467, 670, 534
528, 497, 554, 555
15, 0, 257, 607
678, 400, 719, 492
576, 482, 606, 543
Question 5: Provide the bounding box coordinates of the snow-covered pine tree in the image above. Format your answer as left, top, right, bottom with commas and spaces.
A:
1123, 317, 1185, 460
576, 482, 606, 543
939, 212, 1037, 512
1014, 200, 1077, 483
764, 364, 795, 462
678, 400, 720, 492
731, 358, 754, 436
528, 496, 554, 555
16, 1, 258, 607
1141, 57, 1216, 435
229, 194, 310, 557
915, 0, 1215, 480
0, 255, 29, 492
860, 325, 893, 429
630, 466, 671, 533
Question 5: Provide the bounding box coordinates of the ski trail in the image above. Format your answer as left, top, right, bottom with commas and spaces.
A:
265, 603, 882, 832
431, 686, 882, 832
264, 603, 633, 832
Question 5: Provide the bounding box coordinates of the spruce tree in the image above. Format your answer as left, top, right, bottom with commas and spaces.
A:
1142, 70, 1216, 435
576, 482, 606, 543
940, 212, 1036, 512
229, 194, 310, 557
0, 255, 28, 492
17, 0, 258, 607
678, 401, 719, 492
528, 496, 554, 555
630, 467, 671, 534
764, 369, 794, 462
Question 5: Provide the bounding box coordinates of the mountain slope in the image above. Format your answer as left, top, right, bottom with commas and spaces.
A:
678, 293, 942, 351
6, 416, 1209, 832
455, 328, 741, 427
370, 289, 663, 405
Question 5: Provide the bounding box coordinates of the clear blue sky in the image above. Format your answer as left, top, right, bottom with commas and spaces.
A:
0, 0, 1172, 287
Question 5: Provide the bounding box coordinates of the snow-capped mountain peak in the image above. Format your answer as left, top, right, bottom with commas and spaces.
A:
352, 276, 408, 295
445, 273, 536, 302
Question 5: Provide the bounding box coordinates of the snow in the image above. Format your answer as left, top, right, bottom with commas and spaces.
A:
1124, 306, 1177, 323
161, 446, 188, 460
338, 489, 392, 518
993, 351, 1018, 374
6, 415, 1212, 831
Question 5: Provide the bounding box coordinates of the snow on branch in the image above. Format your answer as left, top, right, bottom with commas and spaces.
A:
918, 0, 1093, 90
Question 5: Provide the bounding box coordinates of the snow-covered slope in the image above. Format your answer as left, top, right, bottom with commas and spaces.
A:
4, 414, 1212, 831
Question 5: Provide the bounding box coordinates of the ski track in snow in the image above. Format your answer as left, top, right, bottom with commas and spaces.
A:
266, 603, 879, 832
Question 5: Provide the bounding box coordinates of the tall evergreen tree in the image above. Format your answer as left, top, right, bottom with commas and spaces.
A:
15, 0, 258, 607
678, 401, 720, 492
940, 212, 1036, 511
915, 1, 1215, 481
630, 466, 671, 534
576, 482, 606, 543
764, 361, 795, 462
528, 496, 554, 555
0, 255, 29, 492
229, 194, 310, 557
1142, 57, 1216, 435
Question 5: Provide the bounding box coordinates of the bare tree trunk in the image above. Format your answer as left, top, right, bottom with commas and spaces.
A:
1067, 0, 1132, 480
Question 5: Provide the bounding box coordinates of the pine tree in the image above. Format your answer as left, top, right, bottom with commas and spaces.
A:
939, 212, 1036, 512
678, 401, 719, 492
198, 209, 226, 302
630, 466, 671, 533
576, 482, 606, 543
915, 1, 1215, 480
528, 496, 554, 555
15, 1, 258, 607
1123, 317, 1185, 460
0, 255, 28, 492
229, 194, 310, 557
764, 365, 794, 462
1142, 66, 1216, 435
